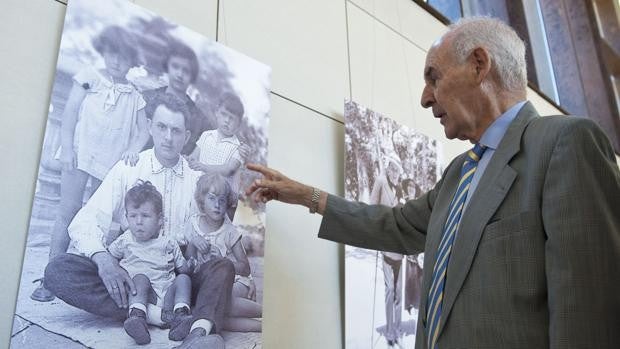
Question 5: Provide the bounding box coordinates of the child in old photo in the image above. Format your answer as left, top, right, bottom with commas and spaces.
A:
141, 40, 215, 155
32, 25, 150, 302
188, 92, 248, 218
108, 181, 193, 345
186, 173, 262, 332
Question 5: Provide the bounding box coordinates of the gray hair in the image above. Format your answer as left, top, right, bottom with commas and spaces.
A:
448, 16, 527, 92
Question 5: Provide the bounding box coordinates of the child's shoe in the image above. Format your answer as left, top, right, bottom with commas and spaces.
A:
161, 309, 175, 329
168, 307, 193, 341
124, 308, 151, 345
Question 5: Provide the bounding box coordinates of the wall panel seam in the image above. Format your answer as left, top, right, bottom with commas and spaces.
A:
345, 0, 353, 100
271, 91, 344, 125
347, 0, 428, 52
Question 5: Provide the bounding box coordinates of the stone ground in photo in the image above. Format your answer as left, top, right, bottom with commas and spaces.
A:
11, 228, 263, 349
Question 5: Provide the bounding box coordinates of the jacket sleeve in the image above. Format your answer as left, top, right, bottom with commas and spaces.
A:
542, 117, 620, 348
318, 161, 452, 255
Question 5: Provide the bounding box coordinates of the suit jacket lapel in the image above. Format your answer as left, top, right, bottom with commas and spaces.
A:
436, 102, 539, 336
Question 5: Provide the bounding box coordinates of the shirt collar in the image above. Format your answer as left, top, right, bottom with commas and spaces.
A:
217, 131, 241, 145
150, 150, 184, 177
479, 101, 527, 150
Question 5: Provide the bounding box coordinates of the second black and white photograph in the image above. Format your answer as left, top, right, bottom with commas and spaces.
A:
344, 100, 441, 349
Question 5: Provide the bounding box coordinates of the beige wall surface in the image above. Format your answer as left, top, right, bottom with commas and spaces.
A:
0, 0, 566, 348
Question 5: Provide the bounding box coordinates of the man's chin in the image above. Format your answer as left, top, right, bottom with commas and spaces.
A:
154, 149, 180, 163
443, 129, 457, 140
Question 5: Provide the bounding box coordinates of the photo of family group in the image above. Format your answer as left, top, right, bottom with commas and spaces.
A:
11, 0, 270, 348
344, 101, 441, 349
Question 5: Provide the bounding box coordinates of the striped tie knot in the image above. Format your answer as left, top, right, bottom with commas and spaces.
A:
466, 143, 486, 163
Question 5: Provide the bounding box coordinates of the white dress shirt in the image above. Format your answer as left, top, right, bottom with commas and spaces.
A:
68, 149, 200, 258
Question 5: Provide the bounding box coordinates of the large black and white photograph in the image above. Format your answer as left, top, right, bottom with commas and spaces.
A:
344, 101, 441, 349
11, 0, 270, 348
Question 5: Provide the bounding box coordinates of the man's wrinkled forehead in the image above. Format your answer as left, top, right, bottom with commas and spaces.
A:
424, 32, 453, 70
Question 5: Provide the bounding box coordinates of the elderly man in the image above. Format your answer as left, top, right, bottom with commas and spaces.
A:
45, 93, 230, 348
247, 17, 620, 348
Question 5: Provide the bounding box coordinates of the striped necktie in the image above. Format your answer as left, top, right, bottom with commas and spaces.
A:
426, 143, 487, 349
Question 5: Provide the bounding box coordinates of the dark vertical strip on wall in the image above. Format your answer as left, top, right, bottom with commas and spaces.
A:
538, 0, 589, 116
568, 0, 620, 152
506, 1, 539, 89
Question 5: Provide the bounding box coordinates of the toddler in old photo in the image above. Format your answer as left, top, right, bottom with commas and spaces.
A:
108, 181, 193, 344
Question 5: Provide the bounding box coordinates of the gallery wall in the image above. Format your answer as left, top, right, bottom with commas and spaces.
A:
0, 0, 564, 348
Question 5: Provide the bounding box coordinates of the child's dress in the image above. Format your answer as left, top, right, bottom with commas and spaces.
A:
72, 67, 146, 180
187, 214, 252, 294
108, 231, 186, 305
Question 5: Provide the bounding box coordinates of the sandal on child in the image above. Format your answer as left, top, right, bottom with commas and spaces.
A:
30, 278, 55, 302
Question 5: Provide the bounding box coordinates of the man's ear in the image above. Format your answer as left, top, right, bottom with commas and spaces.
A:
470, 47, 491, 84
147, 117, 153, 136
184, 129, 191, 146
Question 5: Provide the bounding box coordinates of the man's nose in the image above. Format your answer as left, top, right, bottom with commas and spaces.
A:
164, 128, 173, 140
420, 85, 434, 109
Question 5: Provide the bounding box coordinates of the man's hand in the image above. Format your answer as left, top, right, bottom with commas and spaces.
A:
92, 252, 136, 308
245, 164, 313, 205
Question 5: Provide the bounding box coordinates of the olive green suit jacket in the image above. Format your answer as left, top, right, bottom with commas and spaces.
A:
319, 102, 620, 348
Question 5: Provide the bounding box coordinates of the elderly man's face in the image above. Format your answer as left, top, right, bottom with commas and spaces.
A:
150, 105, 190, 166
420, 36, 481, 141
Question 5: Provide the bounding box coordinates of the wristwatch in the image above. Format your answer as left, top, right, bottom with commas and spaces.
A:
309, 187, 321, 214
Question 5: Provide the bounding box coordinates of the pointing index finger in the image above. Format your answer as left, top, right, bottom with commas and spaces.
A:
246, 163, 278, 178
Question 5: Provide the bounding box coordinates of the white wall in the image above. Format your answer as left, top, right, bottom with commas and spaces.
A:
0, 0, 564, 348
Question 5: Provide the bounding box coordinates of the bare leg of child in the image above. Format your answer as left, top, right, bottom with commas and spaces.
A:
230, 297, 262, 316
225, 283, 262, 332
161, 281, 177, 325
230, 283, 262, 317
173, 274, 192, 310
232, 282, 249, 298
124, 274, 153, 345
224, 316, 262, 332
31, 169, 91, 302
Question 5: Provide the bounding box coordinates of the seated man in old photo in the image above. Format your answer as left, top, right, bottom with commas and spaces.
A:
45, 92, 232, 348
